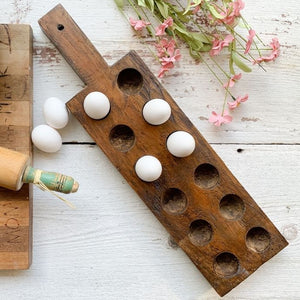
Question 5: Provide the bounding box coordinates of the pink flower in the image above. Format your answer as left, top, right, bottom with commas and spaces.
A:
155, 38, 175, 58
209, 110, 233, 126
160, 49, 181, 65
193, 5, 201, 14
215, 0, 245, 25
158, 62, 174, 78
233, 0, 245, 17
254, 37, 280, 64
270, 37, 280, 58
209, 34, 234, 56
129, 17, 150, 31
155, 17, 173, 36
223, 73, 242, 89
156, 38, 181, 78
244, 29, 255, 54
191, 2, 202, 14
270, 37, 280, 50
221, 9, 236, 26
227, 94, 248, 110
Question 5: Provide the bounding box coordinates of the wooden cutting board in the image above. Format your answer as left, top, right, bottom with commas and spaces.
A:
0, 24, 33, 269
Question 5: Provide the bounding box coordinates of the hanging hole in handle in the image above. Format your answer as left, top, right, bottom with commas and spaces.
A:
57, 24, 64, 31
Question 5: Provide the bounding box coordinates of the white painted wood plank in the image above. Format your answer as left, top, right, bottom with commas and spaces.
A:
1, 0, 298, 143
1, 144, 298, 300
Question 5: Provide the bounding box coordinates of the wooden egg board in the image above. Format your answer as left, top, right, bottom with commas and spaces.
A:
39, 5, 288, 296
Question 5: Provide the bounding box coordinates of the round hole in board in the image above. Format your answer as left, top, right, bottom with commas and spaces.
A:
214, 252, 239, 277
162, 188, 187, 215
109, 124, 135, 152
188, 219, 213, 246
246, 227, 271, 253
219, 194, 245, 221
57, 24, 64, 31
117, 68, 143, 94
194, 163, 219, 189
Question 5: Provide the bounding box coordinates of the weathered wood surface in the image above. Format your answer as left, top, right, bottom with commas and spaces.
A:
0, 24, 32, 269
0, 0, 299, 299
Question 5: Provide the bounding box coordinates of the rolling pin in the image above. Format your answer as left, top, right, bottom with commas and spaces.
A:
0, 146, 78, 194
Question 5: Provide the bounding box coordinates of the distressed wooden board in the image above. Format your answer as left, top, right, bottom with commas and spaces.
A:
0, 24, 33, 269
38, 5, 288, 296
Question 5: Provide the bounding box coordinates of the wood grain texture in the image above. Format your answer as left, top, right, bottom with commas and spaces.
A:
38, 5, 288, 296
0, 24, 33, 269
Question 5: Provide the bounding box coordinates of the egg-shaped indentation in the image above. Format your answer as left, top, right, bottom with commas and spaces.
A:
162, 188, 187, 214
214, 252, 239, 277
189, 219, 213, 246
219, 194, 245, 221
246, 227, 271, 253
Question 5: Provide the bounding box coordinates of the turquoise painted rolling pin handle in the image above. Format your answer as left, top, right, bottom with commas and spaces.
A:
22, 166, 79, 194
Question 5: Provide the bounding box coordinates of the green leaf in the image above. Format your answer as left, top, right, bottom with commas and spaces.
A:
191, 0, 202, 6
189, 39, 204, 51
183, 0, 192, 15
146, 0, 155, 11
207, 4, 225, 19
189, 47, 201, 59
174, 25, 189, 36
137, 0, 147, 7
232, 52, 252, 72
114, 0, 124, 9
199, 44, 212, 52
190, 32, 212, 44
176, 11, 190, 23
229, 56, 235, 74
156, 1, 169, 18
184, 0, 202, 14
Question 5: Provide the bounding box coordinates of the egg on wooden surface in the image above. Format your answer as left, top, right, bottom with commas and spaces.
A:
167, 131, 196, 158
83, 91, 110, 119
31, 125, 62, 153
135, 155, 162, 182
43, 97, 69, 129
142, 98, 171, 125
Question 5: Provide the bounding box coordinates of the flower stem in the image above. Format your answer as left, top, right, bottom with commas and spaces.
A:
241, 15, 266, 46
209, 56, 231, 79
222, 87, 229, 115
198, 53, 234, 98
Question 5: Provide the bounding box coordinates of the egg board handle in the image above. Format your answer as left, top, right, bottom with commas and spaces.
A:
38, 3, 110, 86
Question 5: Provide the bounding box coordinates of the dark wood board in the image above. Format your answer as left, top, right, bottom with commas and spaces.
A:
0, 24, 33, 269
38, 5, 288, 296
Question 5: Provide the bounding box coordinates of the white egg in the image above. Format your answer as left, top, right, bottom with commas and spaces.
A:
135, 155, 162, 182
167, 131, 196, 158
84, 91, 110, 119
31, 125, 62, 153
43, 97, 69, 129
143, 98, 171, 125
